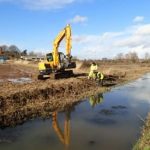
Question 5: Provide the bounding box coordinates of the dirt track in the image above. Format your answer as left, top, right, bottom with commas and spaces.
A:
0, 63, 37, 80
0, 61, 150, 127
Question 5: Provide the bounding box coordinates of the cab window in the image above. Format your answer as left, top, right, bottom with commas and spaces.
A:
47, 53, 53, 62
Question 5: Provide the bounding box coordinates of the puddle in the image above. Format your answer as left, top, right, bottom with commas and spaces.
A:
112, 105, 127, 109
0, 78, 32, 84
7, 78, 32, 84
0, 74, 150, 150
99, 109, 114, 115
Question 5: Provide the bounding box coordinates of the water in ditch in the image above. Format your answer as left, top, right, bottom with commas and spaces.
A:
0, 74, 150, 150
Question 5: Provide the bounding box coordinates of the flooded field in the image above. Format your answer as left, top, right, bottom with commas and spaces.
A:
0, 74, 150, 150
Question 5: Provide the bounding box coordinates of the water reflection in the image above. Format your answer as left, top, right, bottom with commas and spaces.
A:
0, 74, 150, 150
7, 78, 32, 84
89, 93, 103, 108
52, 111, 71, 148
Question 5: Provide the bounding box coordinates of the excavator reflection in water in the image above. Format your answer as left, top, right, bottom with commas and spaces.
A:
51, 94, 103, 148
89, 93, 103, 108
51, 110, 71, 149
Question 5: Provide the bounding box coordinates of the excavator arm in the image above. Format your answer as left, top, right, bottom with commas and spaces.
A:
53, 24, 72, 67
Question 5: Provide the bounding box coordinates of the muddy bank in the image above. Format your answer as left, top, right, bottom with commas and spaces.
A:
133, 113, 150, 150
0, 78, 112, 127
0, 100, 80, 128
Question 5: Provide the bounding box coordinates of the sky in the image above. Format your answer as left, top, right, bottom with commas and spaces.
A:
0, 0, 150, 59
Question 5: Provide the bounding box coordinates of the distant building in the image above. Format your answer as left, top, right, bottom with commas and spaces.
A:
0, 56, 7, 63
20, 56, 45, 61
0, 48, 7, 63
102, 58, 108, 61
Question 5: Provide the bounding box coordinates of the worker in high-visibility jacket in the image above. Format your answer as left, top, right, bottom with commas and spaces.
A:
89, 93, 103, 108
97, 72, 104, 86
88, 62, 98, 80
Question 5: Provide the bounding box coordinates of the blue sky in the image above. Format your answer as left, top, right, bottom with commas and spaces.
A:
0, 0, 150, 59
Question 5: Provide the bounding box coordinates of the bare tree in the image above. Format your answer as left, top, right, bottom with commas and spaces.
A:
144, 52, 150, 60
8, 45, 21, 58
125, 52, 139, 63
0, 45, 21, 59
115, 53, 124, 60
0, 45, 8, 51
28, 51, 37, 56
21, 49, 28, 56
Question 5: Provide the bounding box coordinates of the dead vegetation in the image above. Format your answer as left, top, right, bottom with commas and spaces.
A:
133, 113, 150, 150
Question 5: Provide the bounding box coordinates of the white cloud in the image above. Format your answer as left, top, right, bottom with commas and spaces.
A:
135, 24, 150, 35
129, 74, 150, 104
73, 22, 150, 59
69, 15, 88, 24
0, 0, 77, 10
133, 16, 144, 23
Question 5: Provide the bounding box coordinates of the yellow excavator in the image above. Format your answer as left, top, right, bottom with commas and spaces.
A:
38, 24, 76, 79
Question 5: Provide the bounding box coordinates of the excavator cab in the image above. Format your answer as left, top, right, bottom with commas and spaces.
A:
46, 52, 76, 69
58, 52, 76, 69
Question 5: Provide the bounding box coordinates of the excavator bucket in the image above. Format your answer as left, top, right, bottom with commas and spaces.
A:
67, 62, 76, 69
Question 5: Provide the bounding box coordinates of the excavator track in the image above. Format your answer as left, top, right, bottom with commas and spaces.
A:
38, 70, 74, 80
52, 70, 74, 79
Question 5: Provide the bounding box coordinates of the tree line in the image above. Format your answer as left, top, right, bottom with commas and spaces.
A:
115, 52, 150, 62
0, 45, 40, 59
1, 44, 150, 62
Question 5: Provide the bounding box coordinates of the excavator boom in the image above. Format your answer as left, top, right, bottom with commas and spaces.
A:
53, 24, 72, 67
